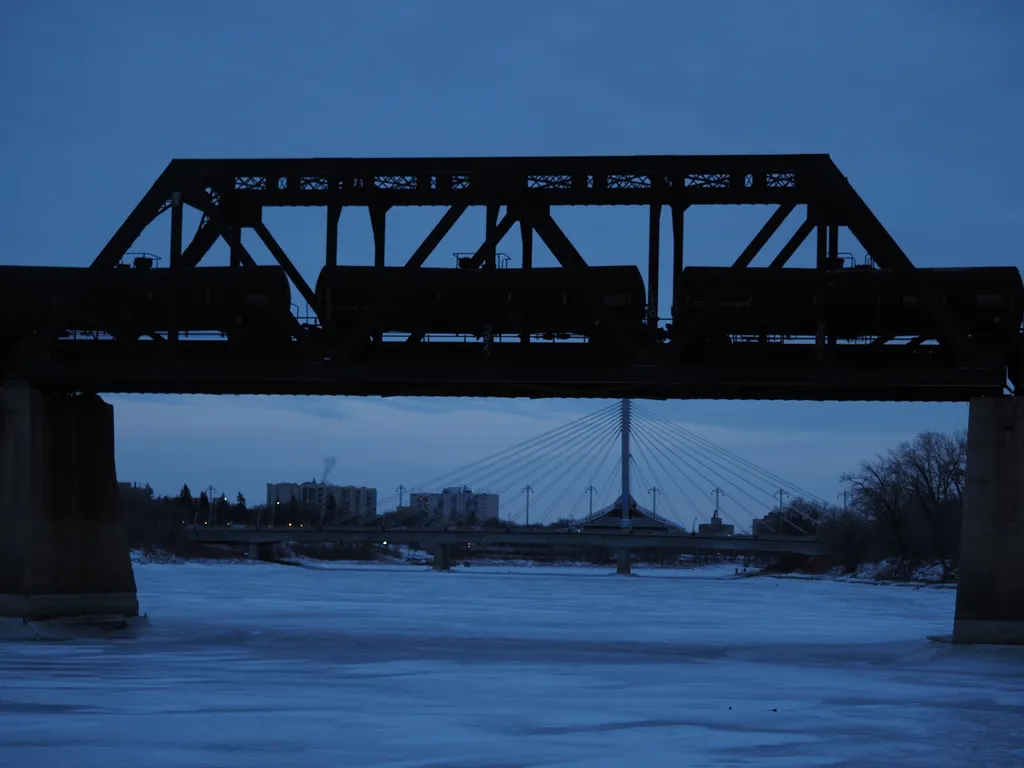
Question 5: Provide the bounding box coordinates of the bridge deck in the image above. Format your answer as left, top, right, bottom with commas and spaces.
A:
189, 526, 825, 557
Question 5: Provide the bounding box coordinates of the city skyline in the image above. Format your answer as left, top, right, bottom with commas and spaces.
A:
110, 394, 947, 530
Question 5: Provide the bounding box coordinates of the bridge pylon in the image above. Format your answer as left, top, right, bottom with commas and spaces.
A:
953, 397, 1024, 645
617, 398, 633, 575
0, 381, 138, 621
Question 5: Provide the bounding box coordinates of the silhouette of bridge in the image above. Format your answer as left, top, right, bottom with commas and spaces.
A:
1, 153, 1022, 645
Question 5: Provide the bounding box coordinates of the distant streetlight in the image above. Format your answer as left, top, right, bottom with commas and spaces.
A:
648, 486, 662, 516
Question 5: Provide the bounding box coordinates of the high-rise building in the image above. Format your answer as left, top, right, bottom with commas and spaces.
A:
408, 486, 499, 525
265, 481, 377, 522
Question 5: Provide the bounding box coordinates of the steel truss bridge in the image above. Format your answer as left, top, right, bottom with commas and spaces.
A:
3, 153, 1019, 401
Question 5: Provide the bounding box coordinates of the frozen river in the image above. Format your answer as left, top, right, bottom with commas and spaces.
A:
2, 561, 1023, 767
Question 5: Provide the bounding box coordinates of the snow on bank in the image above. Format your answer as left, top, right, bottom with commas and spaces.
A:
760, 559, 959, 589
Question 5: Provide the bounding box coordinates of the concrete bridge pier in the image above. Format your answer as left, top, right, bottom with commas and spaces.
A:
616, 549, 631, 575
0, 382, 138, 620
953, 397, 1024, 645
246, 542, 278, 561
432, 543, 451, 571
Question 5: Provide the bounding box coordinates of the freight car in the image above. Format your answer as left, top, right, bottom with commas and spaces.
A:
314, 265, 648, 343
677, 266, 1024, 344
0, 265, 294, 343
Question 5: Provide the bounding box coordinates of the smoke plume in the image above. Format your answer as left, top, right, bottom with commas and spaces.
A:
322, 456, 337, 484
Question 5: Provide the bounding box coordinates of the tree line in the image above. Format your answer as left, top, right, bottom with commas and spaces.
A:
761, 429, 966, 580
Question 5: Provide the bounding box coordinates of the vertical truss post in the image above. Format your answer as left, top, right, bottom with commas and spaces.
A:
369, 204, 386, 343
326, 201, 341, 268
169, 191, 183, 269
168, 191, 183, 343
520, 219, 533, 344
620, 398, 631, 529
816, 223, 827, 269
670, 203, 686, 331
828, 223, 840, 347
648, 204, 661, 329
370, 205, 387, 268
520, 219, 533, 269
228, 227, 245, 267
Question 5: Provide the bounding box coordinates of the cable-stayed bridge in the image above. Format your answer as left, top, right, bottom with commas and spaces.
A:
193, 401, 827, 569
372, 400, 825, 535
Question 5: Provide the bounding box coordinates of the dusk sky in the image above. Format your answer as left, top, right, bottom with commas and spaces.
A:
3, 1, 1021, 522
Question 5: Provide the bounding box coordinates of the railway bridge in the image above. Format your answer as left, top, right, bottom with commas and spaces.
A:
0, 153, 1021, 645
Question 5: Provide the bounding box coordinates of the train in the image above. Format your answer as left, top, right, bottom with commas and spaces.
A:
2, 259, 1020, 353
314, 265, 649, 343
0, 263, 294, 344
676, 266, 1024, 344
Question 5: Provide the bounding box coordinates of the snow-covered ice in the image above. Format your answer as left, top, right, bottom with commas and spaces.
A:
2, 561, 1023, 767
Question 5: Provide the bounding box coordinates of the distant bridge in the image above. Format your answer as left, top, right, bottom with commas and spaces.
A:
188, 524, 825, 558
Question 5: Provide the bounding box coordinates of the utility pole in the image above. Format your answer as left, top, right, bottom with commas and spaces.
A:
523, 485, 534, 526
397, 484, 406, 508
711, 487, 723, 514
775, 488, 790, 535
584, 485, 596, 518
620, 398, 631, 529
206, 484, 217, 525
837, 489, 848, 513
776, 488, 789, 512
649, 486, 661, 516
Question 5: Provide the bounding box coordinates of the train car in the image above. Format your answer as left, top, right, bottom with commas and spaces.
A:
0, 265, 294, 343
677, 266, 1024, 343
315, 265, 648, 342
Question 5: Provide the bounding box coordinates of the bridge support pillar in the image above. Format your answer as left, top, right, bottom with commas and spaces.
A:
246, 543, 278, 561
0, 382, 138, 620
616, 549, 631, 575
953, 397, 1024, 646
432, 544, 451, 571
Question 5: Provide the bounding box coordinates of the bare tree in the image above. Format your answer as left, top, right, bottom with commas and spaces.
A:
841, 452, 912, 569
892, 430, 966, 580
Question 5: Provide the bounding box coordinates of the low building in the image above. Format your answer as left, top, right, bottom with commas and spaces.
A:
697, 510, 734, 536
408, 486, 500, 525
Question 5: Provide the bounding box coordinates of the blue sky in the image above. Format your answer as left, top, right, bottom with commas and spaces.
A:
3, 1, 1021, 517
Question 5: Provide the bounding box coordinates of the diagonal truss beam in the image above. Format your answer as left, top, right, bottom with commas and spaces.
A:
252, 221, 319, 314
180, 216, 222, 268
732, 203, 796, 268
405, 202, 471, 268
183, 194, 257, 268
769, 218, 814, 268
24, 168, 177, 350
461, 208, 518, 269
818, 159, 913, 270
518, 205, 587, 268
89, 168, 176, 270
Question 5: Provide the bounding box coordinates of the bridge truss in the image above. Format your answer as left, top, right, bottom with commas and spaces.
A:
6, 154, 1018, 400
